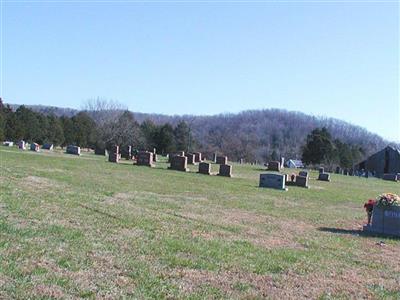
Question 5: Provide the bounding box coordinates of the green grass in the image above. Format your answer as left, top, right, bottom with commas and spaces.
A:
0, 147, 399, 299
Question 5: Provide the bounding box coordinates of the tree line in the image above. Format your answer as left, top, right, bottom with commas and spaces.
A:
0, 99, 194, 154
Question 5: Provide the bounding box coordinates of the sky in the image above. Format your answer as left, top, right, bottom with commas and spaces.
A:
1, 0, 399, 141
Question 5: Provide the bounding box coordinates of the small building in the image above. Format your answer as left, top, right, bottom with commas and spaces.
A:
286, 159, 304, 169
356, 146, 400, 178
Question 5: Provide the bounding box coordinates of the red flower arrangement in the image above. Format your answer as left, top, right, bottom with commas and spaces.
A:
376, 193, 400, 207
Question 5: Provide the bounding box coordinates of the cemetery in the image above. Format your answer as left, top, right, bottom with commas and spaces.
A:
0, 146, 399, 299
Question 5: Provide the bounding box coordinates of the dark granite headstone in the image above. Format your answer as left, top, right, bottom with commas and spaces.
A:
259, 173, 287, 190
318, 173, 331, 181
193, 152, 202, 163
218, 164, 232, 177
318, 167, 324, 174
216, 156, 228, 165
198, 162, 211, 175
295, 175, 309, 188
364, 206, 400, 237
299, 171, 309, 178
66, 145, 80, 155
168, 155, 188, 172
185, 153, 197, 165
267, 161, 281, 172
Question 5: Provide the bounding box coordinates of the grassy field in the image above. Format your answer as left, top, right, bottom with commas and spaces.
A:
1, 147, 399, 299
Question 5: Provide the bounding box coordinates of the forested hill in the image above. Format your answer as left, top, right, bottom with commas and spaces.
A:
8, 103, 390, 161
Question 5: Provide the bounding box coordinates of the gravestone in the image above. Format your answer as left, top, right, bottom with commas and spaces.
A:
364, 206, 400, 237
318, 173, 331, 181
168, 155, 189, 172
198, 162, 211, 175
213, 153, 217, 163
267, 161, 281, 172
193, 152, 202, 163
30, 143, 39, 152
109, 145, 119, 163
136, 151, 154, 167
318, 167, 324, 174
218, 164, 232, 177
216, 156, 228, 165
259, 173, 287, 191
239, 158, 244, 164
185, 153, 197, 165
3, 141, 13, 147
335, 166, 341, 174
299, 170, 309, 178
349, 169, 354, 176
18, 140, 26, 150
343, 168, 349, 176
121, 145, 132, 160
280, 157, 285, 169
66, 145, 80, 155
382, 174, 398, 182
42, 143, 54, 150
295, 175, 309, 188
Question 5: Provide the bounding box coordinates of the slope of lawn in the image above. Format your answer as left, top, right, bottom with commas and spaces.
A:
0, 147, 399, 299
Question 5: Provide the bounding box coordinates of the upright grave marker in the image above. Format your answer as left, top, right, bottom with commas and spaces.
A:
18, 140, 26, 150
193, 152, 202, 163
318, 173, 331, 181
259, 173, 287, 191
136, 151, 154, 167
198, 162, 211, 175
169, 155, 189, 172
109, 145, 119, 163
185, 153, 197, 165
295, 175, 309, 188
382, 174, 398, 182
66, 145, 80, 155
218, 164, 232, 177
267, 161, 281, 172
216, 156, 228, 165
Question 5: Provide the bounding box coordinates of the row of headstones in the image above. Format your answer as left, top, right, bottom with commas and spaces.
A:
11, 140, 54, 151
107, 148, 233, 177
259, 168, 331, 191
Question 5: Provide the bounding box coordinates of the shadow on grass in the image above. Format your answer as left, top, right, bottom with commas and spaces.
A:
318, 227, 400, 240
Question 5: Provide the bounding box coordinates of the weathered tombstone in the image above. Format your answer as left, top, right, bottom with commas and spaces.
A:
267, 161, 281, 172
66, 145, 80, 155
299, 170, 309, 178
382, 174, 398, 182
318, 167, 324, 174
136, 151, 154, 167
295, 175, 309, 188
18, 140, 26, 150
168, 155, 188, 172
259, 173, 287, 191
42, 143, 54, 150
318, 173, 331, 182
218, 164, 232, 177
216, 156, 228, 165
198, 162, 211, 175
185, 153, 197, 165
193, 152, 202, 163
30, 143, 40, 152
364, 206, 400, 237
108, 145, 119, 163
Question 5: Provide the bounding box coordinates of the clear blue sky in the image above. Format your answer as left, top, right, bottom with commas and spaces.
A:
2, 1, 399, 141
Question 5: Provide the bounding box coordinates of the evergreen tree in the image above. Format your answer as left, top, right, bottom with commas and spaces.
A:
155, 124, 176, 154
60, 116, 76, 146
174, 121, 190, 152
302, 127, 334, 165
72, 112, 98, 148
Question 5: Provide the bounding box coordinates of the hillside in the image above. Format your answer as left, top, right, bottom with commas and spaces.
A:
1, 147, 400, 298
7, 103, 390, 161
